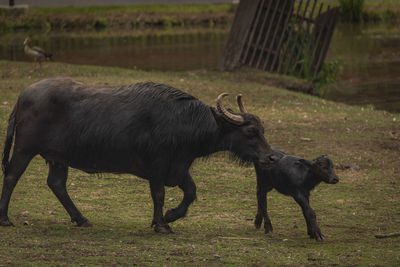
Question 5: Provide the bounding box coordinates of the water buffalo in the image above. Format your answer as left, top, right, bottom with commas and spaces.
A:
1, 77, 276, 234
253, 148, 339, 241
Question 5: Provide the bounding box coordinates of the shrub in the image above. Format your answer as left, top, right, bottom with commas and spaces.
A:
314, 58, 344, 91
92, 17, 109, 29
339, 0, 365, 23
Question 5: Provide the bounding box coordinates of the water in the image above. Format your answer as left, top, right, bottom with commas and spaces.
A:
1, 23, 399, 112
0, 29, 228, 71
324, 23, 400, 113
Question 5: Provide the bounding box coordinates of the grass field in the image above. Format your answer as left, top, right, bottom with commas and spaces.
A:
0, 4, 234, 32
0, 61, 399, 266
2, 1, 400, 32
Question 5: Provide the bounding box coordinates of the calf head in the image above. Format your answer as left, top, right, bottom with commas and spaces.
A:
214, 93, 277, 167
302, 155, 339, 184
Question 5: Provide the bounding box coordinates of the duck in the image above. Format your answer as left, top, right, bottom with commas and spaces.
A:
23, 37, 53, 69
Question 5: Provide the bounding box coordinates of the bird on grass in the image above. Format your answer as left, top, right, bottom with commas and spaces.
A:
23, 37, 53, 70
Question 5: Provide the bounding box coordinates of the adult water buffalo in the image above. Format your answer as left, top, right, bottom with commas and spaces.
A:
1, 77, 276, 233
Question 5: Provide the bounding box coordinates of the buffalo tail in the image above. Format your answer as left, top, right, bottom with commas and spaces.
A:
2, 105, 17, 177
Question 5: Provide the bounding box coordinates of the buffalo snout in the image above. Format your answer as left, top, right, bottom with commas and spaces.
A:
328, 174, 339, 184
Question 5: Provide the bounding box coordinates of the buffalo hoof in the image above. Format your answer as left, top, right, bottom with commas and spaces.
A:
309, 230, 324, 241
78, 221, 93, 227
0, 216, 14, 227
154, 224, 173, 234
73, 217, 92, 227
254, 215, 262, 229
264, 223, 273, 234
0, 218, 14, 227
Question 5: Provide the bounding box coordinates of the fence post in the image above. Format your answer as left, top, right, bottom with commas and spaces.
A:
219, 0, 261, 71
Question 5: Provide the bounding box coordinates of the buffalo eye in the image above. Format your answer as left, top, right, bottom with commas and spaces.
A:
245, 127, 259, 138
317, 160, 330, 171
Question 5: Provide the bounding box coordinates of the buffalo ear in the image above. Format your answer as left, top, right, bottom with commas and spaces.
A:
211, 107, 234, 128
299, 159, 314, 168
211, 107, 225, 124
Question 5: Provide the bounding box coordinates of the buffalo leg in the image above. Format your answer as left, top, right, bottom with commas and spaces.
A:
47, 162, 91, 227
164, 173, 196, 223
254, 174, 273, 233
293, 192, 324, 241
149, 180, 172, 234
0, 153, 33, 226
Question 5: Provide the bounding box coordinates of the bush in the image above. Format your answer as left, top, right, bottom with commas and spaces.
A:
314, 58, 344, 91
339, 0, 365, 23
92, 17, 109, 29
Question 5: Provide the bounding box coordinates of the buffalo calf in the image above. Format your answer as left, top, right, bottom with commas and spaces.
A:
254, 148, 339, 241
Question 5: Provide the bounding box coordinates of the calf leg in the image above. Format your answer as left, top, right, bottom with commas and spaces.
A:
47, 162, 91, 227
0, 153, 33, 226
149, 179, 172, 234
254, 176, 273, 233
164, 173, 196, 223
293, 192, 324, 241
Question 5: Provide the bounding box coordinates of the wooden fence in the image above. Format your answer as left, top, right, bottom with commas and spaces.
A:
220, 0, 340, 80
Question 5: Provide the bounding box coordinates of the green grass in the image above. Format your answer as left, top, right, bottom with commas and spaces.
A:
29, 4, 233, 15
0, 61, 399, 266
293, 0, 400, 23
2, 1, 400, 33
0, 4, 234, 32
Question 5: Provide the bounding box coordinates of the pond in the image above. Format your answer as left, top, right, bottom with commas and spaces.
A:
324, 23, 400, 113
1, 23, 399, 113
0, 28, 228, 71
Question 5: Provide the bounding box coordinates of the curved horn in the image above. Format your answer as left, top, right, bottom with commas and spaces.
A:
216, 93, 244, 125
236, 94, 248, 113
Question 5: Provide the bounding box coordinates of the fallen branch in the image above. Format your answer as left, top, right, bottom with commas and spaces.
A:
375, 232, 400, 239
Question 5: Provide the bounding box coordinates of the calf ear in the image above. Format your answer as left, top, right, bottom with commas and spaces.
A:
299, 159, 314, 168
